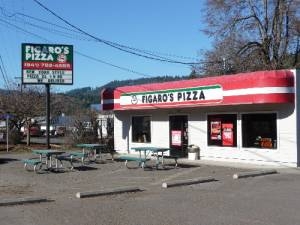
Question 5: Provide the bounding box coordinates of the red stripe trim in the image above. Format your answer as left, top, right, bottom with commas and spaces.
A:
222, 93, 294, 104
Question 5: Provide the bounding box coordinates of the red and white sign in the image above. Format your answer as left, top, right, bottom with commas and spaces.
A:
222, 123, 234, 146
211, 120, 221, 140
171, 130, 182, 146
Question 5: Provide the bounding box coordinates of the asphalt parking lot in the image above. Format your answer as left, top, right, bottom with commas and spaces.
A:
1, 152, 300, 225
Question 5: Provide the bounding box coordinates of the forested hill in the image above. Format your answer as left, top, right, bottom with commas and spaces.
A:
64, 75, 189, 105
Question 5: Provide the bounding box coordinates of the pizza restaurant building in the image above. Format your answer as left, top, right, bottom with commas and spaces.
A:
102, 69, 300, 167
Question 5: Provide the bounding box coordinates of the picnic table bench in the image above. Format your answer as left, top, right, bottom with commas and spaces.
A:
117, 147, 180, 169
56, 151, 89, 170
117, 154, 149, 168
132, 147, 172, 169
164, 154, 179, 168
22, 158, 42, 172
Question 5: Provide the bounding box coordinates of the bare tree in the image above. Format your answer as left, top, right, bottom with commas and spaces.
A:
198, 0, 300, 74
67, 107, 99, 144
0, 84, 45, 145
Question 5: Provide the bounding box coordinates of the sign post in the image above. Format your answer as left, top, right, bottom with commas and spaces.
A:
21, 43, 73, 148
6, 114, 9, 152
46, 84, 50, 149
1, 113, 13, 152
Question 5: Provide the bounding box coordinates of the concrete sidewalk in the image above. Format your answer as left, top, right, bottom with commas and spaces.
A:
177, 158, 300, 174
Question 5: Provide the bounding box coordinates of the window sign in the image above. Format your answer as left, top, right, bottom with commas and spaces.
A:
171, 130, 182, 146
210, 120, 221, 140
222, 123, 234, 146
207, 114, 237, 147
22, 43, 73, 85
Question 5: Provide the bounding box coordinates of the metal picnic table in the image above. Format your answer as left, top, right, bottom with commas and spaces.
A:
32, 149, 66, 170
131, 146, 170, 169
76, 143, 107, 161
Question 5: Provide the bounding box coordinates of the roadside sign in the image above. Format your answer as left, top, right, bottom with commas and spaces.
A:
0, 113, 13, 119
21, 43, 73, 85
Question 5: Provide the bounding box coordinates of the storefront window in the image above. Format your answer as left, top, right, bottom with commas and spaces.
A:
132, 116, 151, 143
242, 113, 277, 149
207, 114, 237, 147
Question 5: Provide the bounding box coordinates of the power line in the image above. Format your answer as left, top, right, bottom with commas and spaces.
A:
75, 52, 152, 77
16, 9, 198, 61
0, 6, 194, 63
1, 7, 83, 34
0, 53, 10, 89
0, 6, 211, 63
0, 7, 91, 40
33, 0, 201, 65
0, 5, 223, 82
1, 11, 193, 63
0, 18, 154, 78
0, 18, 49, 42
0, 17, 223, 81
1, 15, 93, 42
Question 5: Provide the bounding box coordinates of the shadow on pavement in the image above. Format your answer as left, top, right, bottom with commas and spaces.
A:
0, 158, 19, 164
74, 165, 98, 171
176, 164, 201, 168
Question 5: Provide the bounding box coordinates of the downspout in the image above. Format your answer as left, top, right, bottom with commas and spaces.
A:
295, 69, 300, 167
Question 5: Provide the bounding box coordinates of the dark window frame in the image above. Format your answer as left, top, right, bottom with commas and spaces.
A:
132, 115, 151, 143
242, 113, 277, 149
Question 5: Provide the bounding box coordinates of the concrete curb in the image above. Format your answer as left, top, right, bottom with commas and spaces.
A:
162, 177, 216, 188
76, 186, 144, 198
233, 169, 278, 179
0, 197, 50, 206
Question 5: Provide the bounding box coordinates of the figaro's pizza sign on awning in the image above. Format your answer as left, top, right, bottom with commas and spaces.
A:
102, 70, 295, 110
120, 85, 223, 107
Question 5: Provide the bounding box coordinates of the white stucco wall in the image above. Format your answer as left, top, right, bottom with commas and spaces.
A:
189, 105, 297, 167
114, 110, 171, 154
114, 99, 297, 167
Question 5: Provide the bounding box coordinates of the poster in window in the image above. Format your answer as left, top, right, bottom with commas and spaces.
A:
222, 123, 234, 146
211, 120, 221, 140
171, 130, 182, 146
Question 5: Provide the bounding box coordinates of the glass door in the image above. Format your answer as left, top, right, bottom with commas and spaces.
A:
169, 115, 188, 157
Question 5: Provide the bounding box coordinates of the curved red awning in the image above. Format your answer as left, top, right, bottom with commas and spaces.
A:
101, 70, 295, 111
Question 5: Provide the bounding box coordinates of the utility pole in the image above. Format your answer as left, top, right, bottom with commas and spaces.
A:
222, 57, 227, 74
14, 76, 24, 93
6, 113, 9, 152
46, 84, 51, 149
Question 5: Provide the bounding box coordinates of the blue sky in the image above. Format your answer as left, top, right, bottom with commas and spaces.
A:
0, 0, 211, 92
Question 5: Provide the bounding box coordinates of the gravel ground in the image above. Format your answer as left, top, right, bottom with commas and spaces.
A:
1, 152, 300, 225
